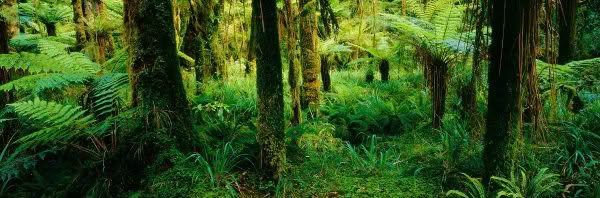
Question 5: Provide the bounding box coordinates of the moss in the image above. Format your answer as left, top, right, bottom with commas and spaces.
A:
252, 0, 287, 179
299, 0, 322, 118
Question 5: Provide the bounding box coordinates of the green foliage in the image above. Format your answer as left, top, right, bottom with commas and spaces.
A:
492, 168, 561, 198
345, 135, 395, 174
186, 142, 244, 188
9, 98, 96, 149
90, 73, 128, 118
18, 2, 71, 26
446, 173, 486, 198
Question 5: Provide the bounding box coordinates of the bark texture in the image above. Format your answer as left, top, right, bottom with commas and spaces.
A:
484, 0, 539, 184
123, 0, 196, 152
252, 0, 286, 179
183, 0, 227, 87
299, 0, 321, 118
72, 0, 88, 50
285, 0, 302, 125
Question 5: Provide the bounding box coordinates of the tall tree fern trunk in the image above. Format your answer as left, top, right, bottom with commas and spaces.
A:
464, 0, 486, 134
299, 0, 321, 119
72, 0, 88, 50
123, 0, 197, 154
93, 0, 114, 64
252, 0, 286, 179
285, 0, 302, 125
484, 0, 539, 185
46, 23, 57, 36
558, 0, 577, 64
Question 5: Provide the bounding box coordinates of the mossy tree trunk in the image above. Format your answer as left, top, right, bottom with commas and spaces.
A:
463, 0, 486, 134
72, 0, 87, 50
431, 58, 448, 129
484, 0, 538, 185
284, 0, 302, 125
252, 0, 286, 179
558, 0, 577, 64
123, 0, 197, 153
299, 0, 321, 119
184, 0, 226, 89
92, 0, 114, 64
321, 57, 331, 91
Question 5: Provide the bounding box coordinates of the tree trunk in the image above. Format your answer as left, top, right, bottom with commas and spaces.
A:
484, 0, 538, 185
123, 0, 196, 153
557, 0, 577, 64
299, 0, 321, 119
252, 0, 286, 179
379, 59, 390, 82
321, 58, 332, 91
285, 0, 302, 125
92, 0, 114, 63
72, 0, 88, 50
184, 0, 226, 86
464, 0, 485, 134
246, 20, 257, 75
431, 58, 448, 129
46, 23, 57, 36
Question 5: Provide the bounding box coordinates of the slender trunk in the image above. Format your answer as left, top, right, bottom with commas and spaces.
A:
46, 23, 57, 36
246, 21, 257, 75
465, 0, 485, 134
72, 0, 87, 50
93, 0, 114, 63
557, 0, 577, 64
321, 58, 332, 91
285, 0, 302, 125
123, 0, 196, 152
379, 59, 390, 82
252, 0, 286, 180
431, 58, 448, 129
484, 0, 538, 185
299, 0, 321, 119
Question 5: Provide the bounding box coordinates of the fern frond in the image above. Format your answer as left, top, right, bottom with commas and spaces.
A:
91, 73, 129, 117
9, 98, 96, 148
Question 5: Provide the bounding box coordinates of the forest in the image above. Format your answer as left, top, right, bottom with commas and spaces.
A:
0, 0, 599, 197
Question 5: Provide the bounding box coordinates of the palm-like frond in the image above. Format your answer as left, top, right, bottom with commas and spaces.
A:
10, 98, 96, 148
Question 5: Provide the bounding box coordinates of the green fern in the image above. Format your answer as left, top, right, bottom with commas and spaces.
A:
446, 173, 486, 198
91, 73, 129, 117
9, 98, 96, 148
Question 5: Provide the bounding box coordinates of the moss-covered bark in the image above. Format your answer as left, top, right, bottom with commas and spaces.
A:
183, 0, 227, 87
92, 0, 114, 63
299, 0, 321, 118
484, 0, 538, 185
123, 0, 197, 153
285, 0, 302, 125
72, 0, 87, 50
252, 0, 286, 179
558, 0, 577, 64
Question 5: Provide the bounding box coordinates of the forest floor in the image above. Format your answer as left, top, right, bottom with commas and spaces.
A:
167, 64, 564, 197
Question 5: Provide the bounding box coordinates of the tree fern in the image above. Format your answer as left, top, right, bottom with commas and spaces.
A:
9, 98, 96, 148
91, 73, 128, 118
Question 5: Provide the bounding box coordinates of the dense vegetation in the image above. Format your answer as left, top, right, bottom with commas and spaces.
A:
1, 0, 599, 197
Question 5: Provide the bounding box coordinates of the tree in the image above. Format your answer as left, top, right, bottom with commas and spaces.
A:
484, 0, 539, 184
284, 0, 302, 125
183, 0, 227, 90
299, 0, 321, 118
86, 0, 115, 63
252, 0, 286, 179
123, 0, 196, 152
558, 0, 578, 64
72, 0, 87, 50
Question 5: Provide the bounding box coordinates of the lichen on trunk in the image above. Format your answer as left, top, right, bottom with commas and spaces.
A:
299, 0, 322, 118
252, 0, 286, 179
123, 0, 197, 153
285, 0, 302, 125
